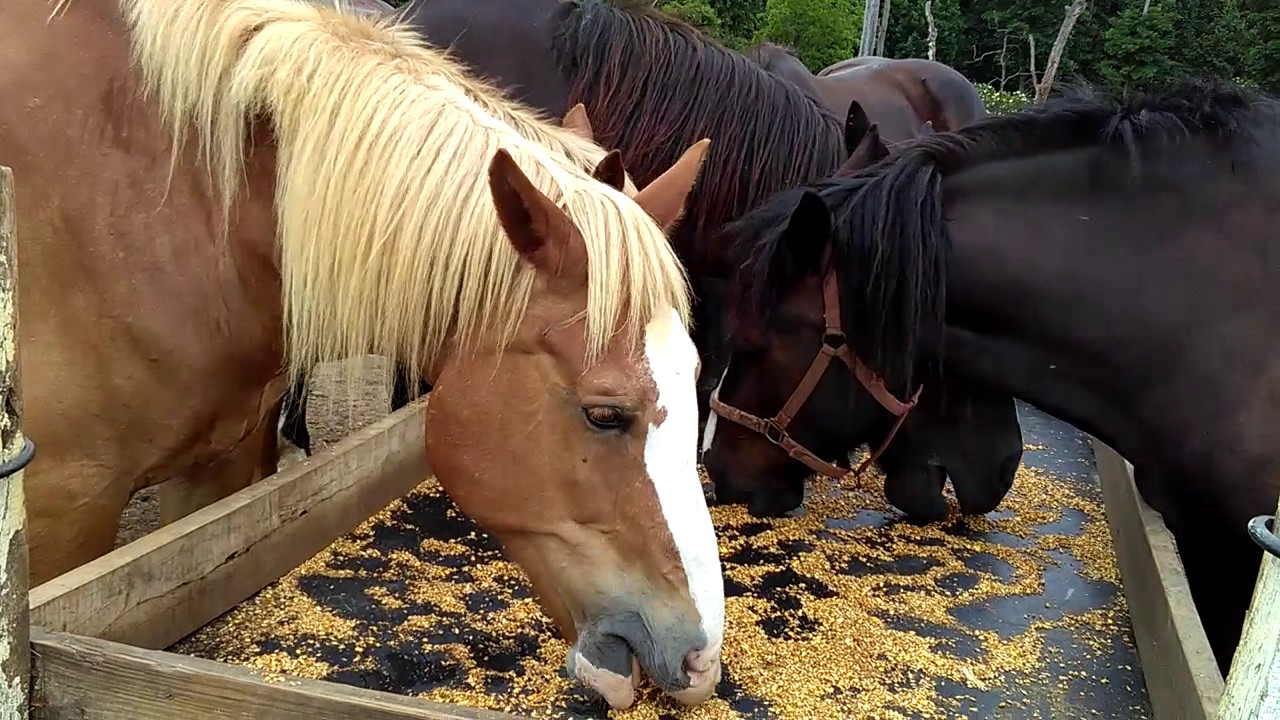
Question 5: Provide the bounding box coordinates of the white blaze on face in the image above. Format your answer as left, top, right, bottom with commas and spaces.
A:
643, 308, 725, 652
699, 365, 730, 455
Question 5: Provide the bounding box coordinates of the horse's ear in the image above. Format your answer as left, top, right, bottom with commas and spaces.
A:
591, 150, 627, 192
920, 120, 935, 136
562, 103, 595, 142
844, 100, 872, 156
769, 191, 831, 291
488, 149, 588, 288
633, 138, 711, 232
836, 123, 888, 176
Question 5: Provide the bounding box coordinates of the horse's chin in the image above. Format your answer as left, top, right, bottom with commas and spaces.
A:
882, 463, 949, 524
567, 639, 641, 709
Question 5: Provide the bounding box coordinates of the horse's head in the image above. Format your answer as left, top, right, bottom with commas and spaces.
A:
424, 141, 723, 710
876, 376, 1023, 522
701, 191, 900, 515
701, 151, 1022, 521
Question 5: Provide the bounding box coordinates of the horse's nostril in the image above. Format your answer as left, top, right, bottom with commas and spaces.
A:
685, 646, 715, 674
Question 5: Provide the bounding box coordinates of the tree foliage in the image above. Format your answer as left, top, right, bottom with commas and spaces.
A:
386, 0, 1279, 99
1099, 1, 1182, 92
755, 0, 860, 71
659, 0, 727, 42
669, 0, 1280, 97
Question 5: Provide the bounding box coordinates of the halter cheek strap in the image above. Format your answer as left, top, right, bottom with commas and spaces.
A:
709, 272, 923, 479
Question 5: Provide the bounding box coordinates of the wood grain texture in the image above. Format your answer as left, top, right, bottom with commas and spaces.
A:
1092, 438, 1223, 720
0, 165, 29, 720
1217, 495, 1280, 720
29, 400, 430, 650
29, 628, 523, 720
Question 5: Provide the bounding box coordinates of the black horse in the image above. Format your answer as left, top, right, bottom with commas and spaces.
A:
283, 0, 1024, 523
703, 77, 1280, 673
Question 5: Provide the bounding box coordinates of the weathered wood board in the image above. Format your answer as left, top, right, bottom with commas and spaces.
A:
1217, 495, 1280, 720
1091, 438, 1224, 720
0, 165, 30, 720
171, 404, 1152, 719
29, 627, 520, 720
29, 400, 431, 650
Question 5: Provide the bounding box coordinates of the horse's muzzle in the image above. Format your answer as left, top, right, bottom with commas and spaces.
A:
566, 610, 719, 708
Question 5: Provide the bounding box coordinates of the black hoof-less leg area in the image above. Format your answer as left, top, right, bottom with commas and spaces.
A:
280, 377, 313, 456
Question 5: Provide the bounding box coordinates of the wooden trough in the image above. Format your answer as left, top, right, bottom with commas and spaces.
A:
8, 407, 1224, 720
0, 163, 1277, 718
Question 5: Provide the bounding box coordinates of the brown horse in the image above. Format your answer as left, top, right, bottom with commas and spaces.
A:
745, 43, 987, 143
816, 55, 892, 77
4, 0, 721, 706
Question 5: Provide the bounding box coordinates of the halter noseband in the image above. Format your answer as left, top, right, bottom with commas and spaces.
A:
708, 271, 923, 479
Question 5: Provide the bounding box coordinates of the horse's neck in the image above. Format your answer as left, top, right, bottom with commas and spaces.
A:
939, 151, 1280, 487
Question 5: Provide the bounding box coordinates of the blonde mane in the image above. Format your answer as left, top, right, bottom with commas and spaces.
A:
109, 0, 686, 383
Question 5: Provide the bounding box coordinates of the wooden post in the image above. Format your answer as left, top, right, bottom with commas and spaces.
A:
1218, 497, 1280, 719
0, 166, 29, 720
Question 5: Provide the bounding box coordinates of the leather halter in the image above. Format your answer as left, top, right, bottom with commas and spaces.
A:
709, 271, 923, 479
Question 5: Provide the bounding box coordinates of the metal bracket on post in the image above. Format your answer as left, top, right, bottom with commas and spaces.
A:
0, 440, 32, 483
1247, 515, 1280, 561
1218, 504, 1280, 719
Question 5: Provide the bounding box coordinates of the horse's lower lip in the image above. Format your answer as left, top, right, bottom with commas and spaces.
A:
665, 657, 722, 705
570, 649, 638, 709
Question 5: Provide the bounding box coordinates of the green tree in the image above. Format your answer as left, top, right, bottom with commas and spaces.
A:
658, 0, 726, 42
883, 0, 966, 72
755, 0, 860, 71
1098, 0, 1183, 92
707, 0, 767, 48
1242, 1, 1280, 92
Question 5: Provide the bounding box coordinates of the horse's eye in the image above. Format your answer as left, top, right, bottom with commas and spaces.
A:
583, 406, 632, 432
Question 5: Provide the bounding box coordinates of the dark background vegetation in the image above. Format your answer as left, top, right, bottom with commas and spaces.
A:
387, 0, 1277, 112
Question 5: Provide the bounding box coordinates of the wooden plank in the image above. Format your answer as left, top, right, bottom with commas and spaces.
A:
1092, 438, 1224, 720
0, 166, 30, 720
29, 400, 430, 650
29, 627, 522, 720
1218, 494, 1280, 719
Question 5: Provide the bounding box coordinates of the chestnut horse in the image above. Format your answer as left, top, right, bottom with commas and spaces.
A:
745, 43, 987, 143
703, 78, 1280, 674
272, 0, 1025, 523
4, 0, 722, 706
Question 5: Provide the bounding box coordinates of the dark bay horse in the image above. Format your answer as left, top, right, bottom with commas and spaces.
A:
6, 0, 722, 706
703, 77, 1280, 673
745, 43, 987, 144
300, 0, 1025, 523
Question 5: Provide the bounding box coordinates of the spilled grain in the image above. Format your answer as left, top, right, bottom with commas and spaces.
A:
173, 443, 1145, 719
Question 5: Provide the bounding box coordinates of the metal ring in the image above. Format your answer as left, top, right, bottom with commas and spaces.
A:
763, 421, 785, 446
1247, 515, 1280, 560
822, 332, 847, 350
0, 437, 35, 480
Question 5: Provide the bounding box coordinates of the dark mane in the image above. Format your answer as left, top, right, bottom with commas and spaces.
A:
907, 78, 1272, 175
550, 0, 845, 274
728, 77, 1277, 392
